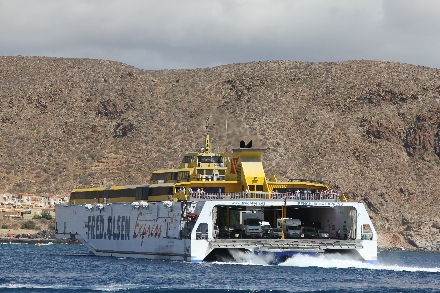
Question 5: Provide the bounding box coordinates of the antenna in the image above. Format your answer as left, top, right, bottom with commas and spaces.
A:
203, 117, 214, 153
226, 119, 228, 149
204, 117, 214, 135
226, 119, 228, 142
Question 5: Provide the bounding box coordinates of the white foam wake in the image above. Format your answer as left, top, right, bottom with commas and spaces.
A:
213, 250, 440, 272
280, 253, 440, 272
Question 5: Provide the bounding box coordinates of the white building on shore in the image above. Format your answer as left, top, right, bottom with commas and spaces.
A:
1, 192, 68, 219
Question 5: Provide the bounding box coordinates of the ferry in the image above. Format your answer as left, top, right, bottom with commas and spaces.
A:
55, 118, 377, 264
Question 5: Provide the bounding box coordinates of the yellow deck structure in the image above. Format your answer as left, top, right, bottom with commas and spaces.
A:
69, 118, 342, 204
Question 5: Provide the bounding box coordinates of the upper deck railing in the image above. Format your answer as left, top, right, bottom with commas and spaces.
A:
187, 190, 340, 202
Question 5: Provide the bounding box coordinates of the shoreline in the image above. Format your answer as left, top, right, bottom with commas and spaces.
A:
0, 237, 78, 244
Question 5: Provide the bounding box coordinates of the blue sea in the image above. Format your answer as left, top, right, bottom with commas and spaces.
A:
1, 243, 439, 292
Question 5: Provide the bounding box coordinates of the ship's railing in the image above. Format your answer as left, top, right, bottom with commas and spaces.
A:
188, 191, 340, 202
209, 238, 363, 250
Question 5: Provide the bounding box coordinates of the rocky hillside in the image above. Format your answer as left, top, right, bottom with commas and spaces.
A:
1, 56, 439, 250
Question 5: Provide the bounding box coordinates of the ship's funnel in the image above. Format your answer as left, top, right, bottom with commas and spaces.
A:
239, 140, 252, 148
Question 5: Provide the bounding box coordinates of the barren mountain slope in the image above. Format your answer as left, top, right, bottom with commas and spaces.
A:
1, 56, 439, 250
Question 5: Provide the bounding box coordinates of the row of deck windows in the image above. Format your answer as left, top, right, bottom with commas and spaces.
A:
181, 155, 225, 164
151, 171, 191, 182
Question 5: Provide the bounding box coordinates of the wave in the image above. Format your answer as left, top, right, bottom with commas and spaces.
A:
280, 253, 440, 272
34, 242, 54, 246
0, 283, 287, 293
210, 250, 440, 273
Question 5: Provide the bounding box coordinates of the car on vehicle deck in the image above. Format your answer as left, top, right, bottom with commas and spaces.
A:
260, 223, 272, 238
317, 229, 329, 238
271, 228, 282, 238
301, 226, 318, 239
233, 228, 243, 238
218, 226, 234, 238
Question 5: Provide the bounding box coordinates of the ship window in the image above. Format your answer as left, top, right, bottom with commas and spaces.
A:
182, 156, 193, 163
71, 190, 104, 200
197, 156, 223, 163
197, 169, 205, 175
148, 186, 173, 197
151, 172, 179, 182
178, 171, 190, 180
196, 223, 208, 239
136, 185, 150, 200
248, 185, 255, 191
108, 188, 137, 198
150, 173, 162, 181
198, 156, 212, 163
256, 185, 263, 192
361, 224, 373, 240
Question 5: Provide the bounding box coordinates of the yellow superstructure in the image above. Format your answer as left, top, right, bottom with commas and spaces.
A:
69, 118, 330, 204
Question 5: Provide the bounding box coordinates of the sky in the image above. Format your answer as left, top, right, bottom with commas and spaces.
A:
1, 0, 440, 70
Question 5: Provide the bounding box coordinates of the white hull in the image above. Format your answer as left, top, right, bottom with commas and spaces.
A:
56, 199, 377, 264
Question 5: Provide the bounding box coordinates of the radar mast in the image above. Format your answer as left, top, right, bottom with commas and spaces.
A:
203, 117, 214, 153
